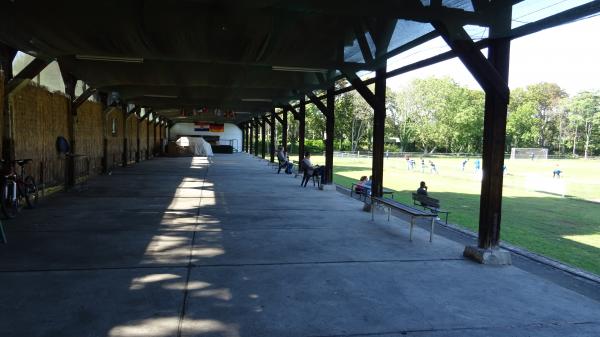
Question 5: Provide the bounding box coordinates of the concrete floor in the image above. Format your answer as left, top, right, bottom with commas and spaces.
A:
1, 154, 599, 337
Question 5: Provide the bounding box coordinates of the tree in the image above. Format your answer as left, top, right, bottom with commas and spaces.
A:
507, 99, 540, 148
518, 83, 567, 148
305, 104, 325, 140
334, 91, 370, 152
567, 91, 600, 158
393, 77, 483, 154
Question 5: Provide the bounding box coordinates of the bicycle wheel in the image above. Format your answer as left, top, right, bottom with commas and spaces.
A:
24, 176, 38, 208
0, 181, 18, 219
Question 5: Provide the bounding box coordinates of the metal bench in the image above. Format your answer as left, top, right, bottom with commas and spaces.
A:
411, 193, 450, 224
371, 196, 437, 242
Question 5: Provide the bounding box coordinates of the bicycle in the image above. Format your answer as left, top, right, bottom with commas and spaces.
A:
1, 159, 38, 219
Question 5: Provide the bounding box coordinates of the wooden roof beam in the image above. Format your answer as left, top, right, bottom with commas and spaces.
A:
73, 87, 97, 110
273, 113, 284, 124
6, 57, 50, 95
283, 104, 299, 120
342, 71, 384, 111
307, 93, 330, 118
433, 20, 509, 103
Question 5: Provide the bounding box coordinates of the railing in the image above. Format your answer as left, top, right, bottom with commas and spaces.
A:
333, 151, 599, 160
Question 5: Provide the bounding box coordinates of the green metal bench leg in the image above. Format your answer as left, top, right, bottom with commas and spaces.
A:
1, 220, 6, 244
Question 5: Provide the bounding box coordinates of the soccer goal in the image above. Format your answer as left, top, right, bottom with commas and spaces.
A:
510, 148, 548, 160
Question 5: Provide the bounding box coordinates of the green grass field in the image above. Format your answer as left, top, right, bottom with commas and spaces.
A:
309, 155, 600, 275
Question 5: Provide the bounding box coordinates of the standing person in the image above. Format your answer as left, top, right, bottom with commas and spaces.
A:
429, 160, 438, 174
461, 159, 468, 171
420, 158, 426, 173
474, 159, 481, 173
417, 181, 428, 196
405, 155, 411, 170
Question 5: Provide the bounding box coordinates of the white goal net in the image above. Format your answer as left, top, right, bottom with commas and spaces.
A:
510, 148, 548, 159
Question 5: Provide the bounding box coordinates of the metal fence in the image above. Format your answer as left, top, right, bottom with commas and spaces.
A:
333, 151, 599, 160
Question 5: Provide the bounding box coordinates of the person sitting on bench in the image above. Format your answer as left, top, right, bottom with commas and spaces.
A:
354, 176, 368, 195
276, 145, 293, 174
416, 181, 428, 206
301, 152, 324, 187
417, 181, 428, 196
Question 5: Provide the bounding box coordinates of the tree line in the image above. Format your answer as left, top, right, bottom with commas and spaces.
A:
283, 77, 600, 157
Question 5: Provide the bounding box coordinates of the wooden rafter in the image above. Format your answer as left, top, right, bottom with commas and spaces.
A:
73, 87, 97, 110
433, 20, 509, 103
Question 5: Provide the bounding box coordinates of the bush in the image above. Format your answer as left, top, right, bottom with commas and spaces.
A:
304, 139, 324, 154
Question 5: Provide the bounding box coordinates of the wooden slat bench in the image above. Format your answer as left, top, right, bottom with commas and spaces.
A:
411, 193, 450, 224
371, 196, 437, 242
350, 183, 394, 201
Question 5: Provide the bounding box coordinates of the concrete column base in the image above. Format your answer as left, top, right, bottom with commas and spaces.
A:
463, 246, 512, 265
319, 184, 336, 191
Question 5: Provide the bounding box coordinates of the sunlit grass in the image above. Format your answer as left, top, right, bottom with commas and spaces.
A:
317, 155, 600, 276
563, 234, 600, 249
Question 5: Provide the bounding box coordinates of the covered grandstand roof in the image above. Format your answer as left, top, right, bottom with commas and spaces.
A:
0, 0, 598, 123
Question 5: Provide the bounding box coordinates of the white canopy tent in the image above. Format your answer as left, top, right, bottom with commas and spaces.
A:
176, 136, 213, 157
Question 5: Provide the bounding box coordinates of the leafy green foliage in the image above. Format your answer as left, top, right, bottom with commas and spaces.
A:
288, 78, 598, 156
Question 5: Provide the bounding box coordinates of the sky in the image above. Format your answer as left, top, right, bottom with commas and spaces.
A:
386, 10, 600, 96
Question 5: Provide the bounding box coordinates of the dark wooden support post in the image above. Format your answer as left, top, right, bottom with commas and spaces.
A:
371, 67, 388, 198
146, 113, 151, 159
249, 122, 253, 155
61, 68, 77, 189
346, 70, 387, 197
97, 92, 109, 173
246, 123, 251, 153
159, 121, 164, 155
0, 45, 18, 163
269, 111, 276, 162
308, 90, 335, 185
240, 124, 245, 153
241, 123, 248, 152
123, 106, 140, 165
162, 120, 166, 154
122, 109, 128, 167
298, 98, 306, 165
434, 6, 513, 263
324, 88, 334, 185
136, 112, 142, 162
261, 117, 266, 159
282, 110, 288, 153
253, 118, 259, 156
478, 11, 512, 252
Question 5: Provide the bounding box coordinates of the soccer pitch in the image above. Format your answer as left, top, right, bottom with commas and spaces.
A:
311, 155, 600, 276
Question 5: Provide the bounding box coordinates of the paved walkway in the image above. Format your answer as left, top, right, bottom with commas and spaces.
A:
1, 154, 599, 337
